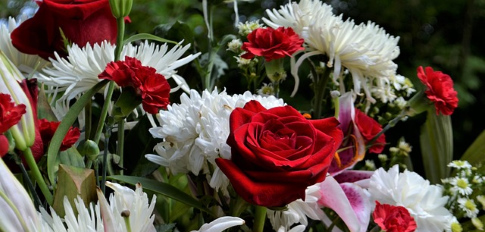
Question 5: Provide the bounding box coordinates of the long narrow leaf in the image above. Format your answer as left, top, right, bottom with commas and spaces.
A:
123, 33, 177, 46
47, 80, 109, 185
460, 129, 485, 173
420, 109, 453, 184
108, 175, 213, 216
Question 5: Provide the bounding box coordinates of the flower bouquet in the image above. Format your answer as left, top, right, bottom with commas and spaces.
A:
1, 0, 484, 231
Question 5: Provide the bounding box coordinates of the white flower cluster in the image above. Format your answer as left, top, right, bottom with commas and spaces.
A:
368, 165, 453, 232
264, 0, 403, 103
146, 89, 285, 193
441, 160, 485, 230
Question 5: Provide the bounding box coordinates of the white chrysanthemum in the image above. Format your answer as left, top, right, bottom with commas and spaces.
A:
263, 0, 334, 35
264, 0, 400, 103
368, 165, 453, 232
146, 89, 285, 193
36, 40, 200, 120
457, 198, 479, 218
38, 182, 157, 232
0, 16, 50, 76
267, 185, 325, 231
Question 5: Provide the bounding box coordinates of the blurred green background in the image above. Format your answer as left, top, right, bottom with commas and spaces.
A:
2, 0, 484, 172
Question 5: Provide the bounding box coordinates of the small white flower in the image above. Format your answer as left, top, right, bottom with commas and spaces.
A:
368, 165, 453, 232
450, 177, 473, 196
237, 20, 264, 36
146, 89, 285, 194
227, 39, 242, 53
448, 160, 472, 170
257, 83, 275, 96
235, 55, 252, 67
457, 198, 479, 218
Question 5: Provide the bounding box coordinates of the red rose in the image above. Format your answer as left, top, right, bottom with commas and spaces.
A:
355, 109, 386, 154
0, 93, 26, 157
241, 27, 304, 62
216, 100, 343, 207
11, 0, 118, 59
373, 201, 417, 232
38, 119, 81, 151
99, 56, 171, 114
417, 66, 458, 115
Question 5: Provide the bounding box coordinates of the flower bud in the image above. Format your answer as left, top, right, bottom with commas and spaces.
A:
0, 51, 35, 151
80, 139, 100, 161
264, 58, 286, 83
109, 0, 133, 19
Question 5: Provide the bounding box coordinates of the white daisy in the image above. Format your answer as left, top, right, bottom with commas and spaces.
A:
450, 177, 473, 196
0, 16, 50, 76
368, 165, 453, 232
457, 198, 479, 218
448, 160, 472, 170
36, 40, 200, 120
146, 88, 285, 194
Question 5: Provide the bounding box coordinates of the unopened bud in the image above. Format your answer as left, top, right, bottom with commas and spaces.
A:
80, 140, 100, 161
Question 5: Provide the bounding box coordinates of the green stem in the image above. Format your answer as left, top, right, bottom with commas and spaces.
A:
368, 109, 406, 146
23, 147, 53, 205
114, 17, 125, 62
85, 99, 92, 140
117, 119, 125, 175
101, 127, 110, 195
313, 67, 331, 119
253, 205, 267, 232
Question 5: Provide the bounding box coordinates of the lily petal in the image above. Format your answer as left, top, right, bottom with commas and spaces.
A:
318, 176, 371, 232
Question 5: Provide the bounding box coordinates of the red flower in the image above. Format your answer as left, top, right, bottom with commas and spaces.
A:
417, 66, 458, 115
11, 0, 119, 59
373, 201, 417, 232
355, 109, 386, 154
38, 119, 81, 151
0, 93, 26, 157
241, 27, 304, 62
216, 100, 343, 207
99, 56, 170, 114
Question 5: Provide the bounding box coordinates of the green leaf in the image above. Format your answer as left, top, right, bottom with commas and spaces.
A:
37, 83, 58, 121
47, 80, 108, 185
123, 33, 177, 46
123, 115, 160, 176
420, 109, 453, 184
52, 165, 97, 217
460, 129, 485, 173
155, 224, 176, 232
153, 21, 194, 46
59, 147, 85, 168
107, 175, 213, 216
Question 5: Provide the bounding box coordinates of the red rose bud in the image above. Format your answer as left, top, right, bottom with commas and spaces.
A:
11, 0, 118, 59
242, 27, 304, 62
416, 66, 458, 115
354, 109, 386, 154
373, 201, 417, 232
38, 119, 81, 151
216, 100, 343, 207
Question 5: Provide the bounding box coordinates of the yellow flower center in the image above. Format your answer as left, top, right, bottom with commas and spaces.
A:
456, 179, 469, 189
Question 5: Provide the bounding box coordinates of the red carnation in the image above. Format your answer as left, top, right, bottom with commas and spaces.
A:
0, 93, 26, 157
242, 27, 304, 62
417, 66, 458, 115
373, 201, 417, 232
99, 56, 170, 114
38, 119, 80, 151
